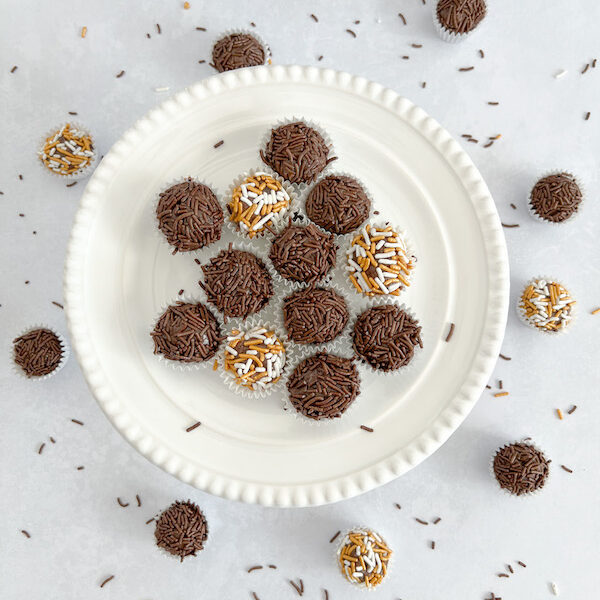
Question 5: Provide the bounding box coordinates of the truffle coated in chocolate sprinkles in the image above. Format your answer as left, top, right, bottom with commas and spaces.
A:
260, 121, 336, 184
269, 222, 337, 285
154, 500, 208, 561
436, 0, 487, 34
283, 287, 349, 344
287, 352, 360, 420
156, 179, 223, 253
151, 302, 221, 362
211, 33, 265, 72
306, 175, 371, 234
201, 249, 273, 319
530, 173, 583, 222
353, 305, 423, 371
492, 442, 550, 495
13, 328, 63, 377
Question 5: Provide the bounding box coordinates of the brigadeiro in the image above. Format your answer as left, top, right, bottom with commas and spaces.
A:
260, 121, 336, 184
306, 174, 371, 234
12, 327, 68, 378
200, 245, 273, 319
154, 500, 208, 561
283, 287, 349, 345
492, 442, 551, 496
528, 172, 583, 224
151, 302, 221, 363
287, 352, 360, 421
269, 222, 337, 286
353, 304, 422, 372
434, 0, 487, 42
156, 178, 223, 253
211, 32, 268, 72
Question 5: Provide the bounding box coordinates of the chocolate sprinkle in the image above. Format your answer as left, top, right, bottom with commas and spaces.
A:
116, 70, 125, 78
201, 249, 272, 319
445, 322, 455, 342
306, 175, 371, 234
459, 66, 475, 72
156, 179, 223, 253
71, 418, 84, 426
433, 517, 441, 524
99, 575, 114, 588
13, 328, 63, 377
353, 304, 423, 371
21, 530, 30, 538
567, 405, 577, 414
492, 442, 550, 495
211, 33, 265, 72
260, 121, 335, 184
310, 13, 318, 22
185, 421, 202, 432
499, 353, 511, 361
283, 287, 349, 344
38, 443, 45, 454
154, 500, 208, 561
248, 565, 263, 573
10, 65, 18, 73
213, 139, 224, 148
151, 302, 221, 362
360, 425, 374, 432
415, 518, 428, 525
329, 530, 341, 543
530, 173, 583, 222
287, 352, 360, 420
560, 465, 573, 473
117, 497, 129, 507
136, 494, 142, 506
398, 12, 407, 24
436, 0, 487, 34
346, 28, 357, 38
269, 223, 337, 285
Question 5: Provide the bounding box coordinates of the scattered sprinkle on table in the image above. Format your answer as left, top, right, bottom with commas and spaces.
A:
494, 391, 509, 398
145, 518, 154, 525
555, 69, 567, 79
198, 59, 205, 64
310, 13, 318, 22
433, 517, 441, 524
268, 564, 277, 569
323, 590, 329, 600
488, 101, 499, 105
479, 49, 485, 58
510, 203, 517, 209
556, 408, 563, 420
156, 23, 161, 34
247, 565, 263, 573
76, 466, 84, 470
252, 593, 260, 600
497, 573, 509, 578
592, 308, 600, 315
10, 65, 18, 73
71, 418, 84, 426
196, 26, 206, 31
498, 380, 503, 389
360, 425, 374, 432
518, 561, 527, 568
551, 581, 559, 595
501, 223, 519, 228
402, 55, 410, 60
21, 530, 31, 538
213, 140, 224, 148
395, 503, 401, 509
346, 28, 357, 37
445, 322, 455, 342
66, 181, 78, 187
582, 63, 590, 74
116, 70, 125, 78
499, 353, 511, 361
117, 497, 129, 507
318, 55, 323, 61
81, 26, 87, 38
38, 443, 45, 454
136, 494, 142, 507
49, 436, 56, 443
185, 421, 201, 432
421, 81, 427, 88
585, 111, 591, 120
561, 465, 573, 473
459, 66, 475, 72
412, 43, 422, 48
289, 580, 303, 596
184, 1, 190, 8
567, 405, 577, 414
18, 174, 23, 180
329, 530, 341, 543
415, 518, 428, 525
99, 575, 114, 588
398, 12, 407, 24
431, 540, 436, 549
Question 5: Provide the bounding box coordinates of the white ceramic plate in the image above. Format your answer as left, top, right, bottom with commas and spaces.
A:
64, 66, 509, 507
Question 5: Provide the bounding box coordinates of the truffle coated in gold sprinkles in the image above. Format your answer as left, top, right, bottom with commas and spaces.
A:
337, 528, 392, 588
519, 278, 575, 332
39, 124, 94, 177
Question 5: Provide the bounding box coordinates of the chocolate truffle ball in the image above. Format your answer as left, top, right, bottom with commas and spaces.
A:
151, 302, 221, 362
156, 179, 223, 253
353, 304, 422, 371
283, 287, 349, 344
200, 247, 273, 319
436, 0, 487, 34
529, 172, 583, 223
211, 33, 266, 72
492, 442, 550, 496
287, 352, 360, 420
269, 222, 337, 285
13, 328, 64, 377
306, 175, 371, 234
154, 500, 208, 561
260, 121, 335, 184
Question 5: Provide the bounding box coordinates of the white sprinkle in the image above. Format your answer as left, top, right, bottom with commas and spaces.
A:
375, 277, 389, 294
225, 345, 238, 356
551, 582, 559, 595
154, 86, 170, 92
375, 251, 396, 259
554, 70, 567, 79
378, 258, 396, 265
246, 349, 258, 355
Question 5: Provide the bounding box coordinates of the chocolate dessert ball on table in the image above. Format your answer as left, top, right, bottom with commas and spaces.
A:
260, 121, 336, 184
353, 304, 422, 372
529, 172, 583, 223
200, 246, 273, 319
211, 32, 267, 72
13, 328, 66, 378
156, 179, 223, 253
287, 352, 360, 420
435, 0, 487, 40
492, 442, 550, 496
154, 500, 208, 561
283, 287, 349, 344
151, 302, 221, 363
306, 175, 371, 234
269, 222, 337, 285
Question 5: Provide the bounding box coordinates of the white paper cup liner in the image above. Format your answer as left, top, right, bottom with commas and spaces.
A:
224, 167, 297, 241
342, 220, 416, 302
516, 275, 577, 336
258, 116, 337, 188
209, 28, 272, 72
152, 176, 224, 260
266, 218, 340, 293
301, 170, 375, 242
274, 280, 354, 355
489, 438, 551, 498
335, 527, 393, 591
38, 122, 98, 181
527, 169, 586, 226
149, 293, 224, 371
282, 348, 361, 426
11, 324, 70, 381
219, 317, 296, 399
154, 502, 210, 561
198, 239, 276, 325
432, 0, 488, 43
351, 298, 423, 376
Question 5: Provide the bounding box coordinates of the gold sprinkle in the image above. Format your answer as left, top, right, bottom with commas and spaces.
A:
556, 408, 563, 420
81, 26, 87, 38
494, 392, 509, 398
